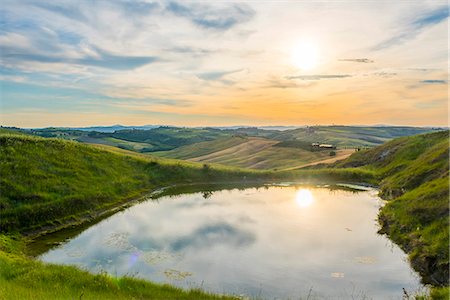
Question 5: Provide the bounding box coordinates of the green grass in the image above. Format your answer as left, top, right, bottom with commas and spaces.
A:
0, 129, 448, 299
0, 133, 276, 234
0, 132, 373, 234
272, 125, 438, 148
156, 136, 349, 170
154, 136, 248, 159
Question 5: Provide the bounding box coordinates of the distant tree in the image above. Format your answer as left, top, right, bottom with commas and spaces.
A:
202, 163, 210, 172
329, 151, 336, 156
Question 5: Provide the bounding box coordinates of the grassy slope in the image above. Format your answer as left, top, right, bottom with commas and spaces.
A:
154, 136, 248, 159
1, 130, 448, 298
20, 126, 440, 157
77, 136, 153, 152
156, 136, 345, 170
0, 132, 376, 300
272, 126, 438, 147
0, 133, 374, 235
0, 133, 262, 299
0, 133, 274, 234
334, 131, 449, 287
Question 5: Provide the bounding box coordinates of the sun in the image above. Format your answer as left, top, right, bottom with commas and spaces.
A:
292, 42, 319, 70
295, 189, 314, 208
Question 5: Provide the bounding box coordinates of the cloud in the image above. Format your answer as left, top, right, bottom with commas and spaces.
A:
2, 45, 158, 70
33, 1, 160, 20
265, 79, 317, 89
165, 2, 255, 30
285, 74, 352, 81
167, 46, 214, 56
371, 71, 397, 78
111, 97, 192, 108
338, 58, 374, 63
169, 222, 255, 251
420, 80, 447, 84
31, 2, 87, 22
196, 69, 243, 81
372, 6, 448, 50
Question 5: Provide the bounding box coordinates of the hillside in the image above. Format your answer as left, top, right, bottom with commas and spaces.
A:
0, 133, 272, 234
0, 132, 374, 235
7, 126, 440, 157
155, 136, 354, 170
333, 131, 449, 286
272, 126, 439, 147
0, 132, 371, 300
0, 130, 448, 298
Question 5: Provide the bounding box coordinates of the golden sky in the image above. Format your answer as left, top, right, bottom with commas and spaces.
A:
0, 1, 448, 127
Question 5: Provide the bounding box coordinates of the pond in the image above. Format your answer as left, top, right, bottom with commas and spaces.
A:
37, 184, 424, 299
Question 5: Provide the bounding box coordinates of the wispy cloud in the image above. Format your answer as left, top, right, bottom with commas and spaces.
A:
286, 74, 352, 81
165, 2, 255, 30
264, 78, 317, 89
420, 80, 447, 84
196, 69, 243, 86
338, 58, 374, 63
0, 1, 447, 127
2, 44, 158, 70
372, 6, 448, 50
372, 71, 397, 78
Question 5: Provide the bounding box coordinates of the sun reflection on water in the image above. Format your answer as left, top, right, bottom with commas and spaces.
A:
295, 189, 314, 208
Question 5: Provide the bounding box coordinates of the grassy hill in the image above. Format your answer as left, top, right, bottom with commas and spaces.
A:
154, 136, 249, 159
271, 125, 439, 147
7, 125, 440, 158
333, 131, 449, 287
155, 136, 354, 170
0, 133, 274, 234
0, 131, 372, 300
0, 130, 448, 299
0, 131, 373, 235
0, 133, 264, 299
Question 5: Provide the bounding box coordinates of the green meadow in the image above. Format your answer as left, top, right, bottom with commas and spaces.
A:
0, 129, 448, 299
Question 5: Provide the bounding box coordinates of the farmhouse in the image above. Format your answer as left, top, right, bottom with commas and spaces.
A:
311, 143, 336, 150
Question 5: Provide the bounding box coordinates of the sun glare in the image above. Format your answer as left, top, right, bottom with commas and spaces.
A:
292, 42, 318, 70
295, 189, 314, 208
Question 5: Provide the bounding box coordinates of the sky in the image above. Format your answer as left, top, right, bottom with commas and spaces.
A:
0, 0, 448, 128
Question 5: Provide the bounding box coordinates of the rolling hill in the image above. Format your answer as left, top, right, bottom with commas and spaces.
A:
0, 129, 448, 298
0, 133, 273, 234
5, 125, 440, 158
155, 136, 353, 170
270, 125, 440, 147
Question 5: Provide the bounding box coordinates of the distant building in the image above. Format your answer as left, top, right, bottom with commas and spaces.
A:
319, 144, 336, 149
311, 143, 336, 150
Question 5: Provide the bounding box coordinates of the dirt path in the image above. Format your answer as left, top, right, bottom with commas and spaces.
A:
280, 149, 355, 171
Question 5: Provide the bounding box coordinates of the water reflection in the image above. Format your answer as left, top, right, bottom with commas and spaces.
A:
38, 186, 423, 299
295, 189, 314, 208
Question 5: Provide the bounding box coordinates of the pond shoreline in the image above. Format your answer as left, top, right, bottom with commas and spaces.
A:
25, 180, 375, 252
36, 184, 423, 299
24, 179, 446, 295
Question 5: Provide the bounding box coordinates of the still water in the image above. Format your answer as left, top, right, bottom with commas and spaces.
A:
39, 185, 424, 299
